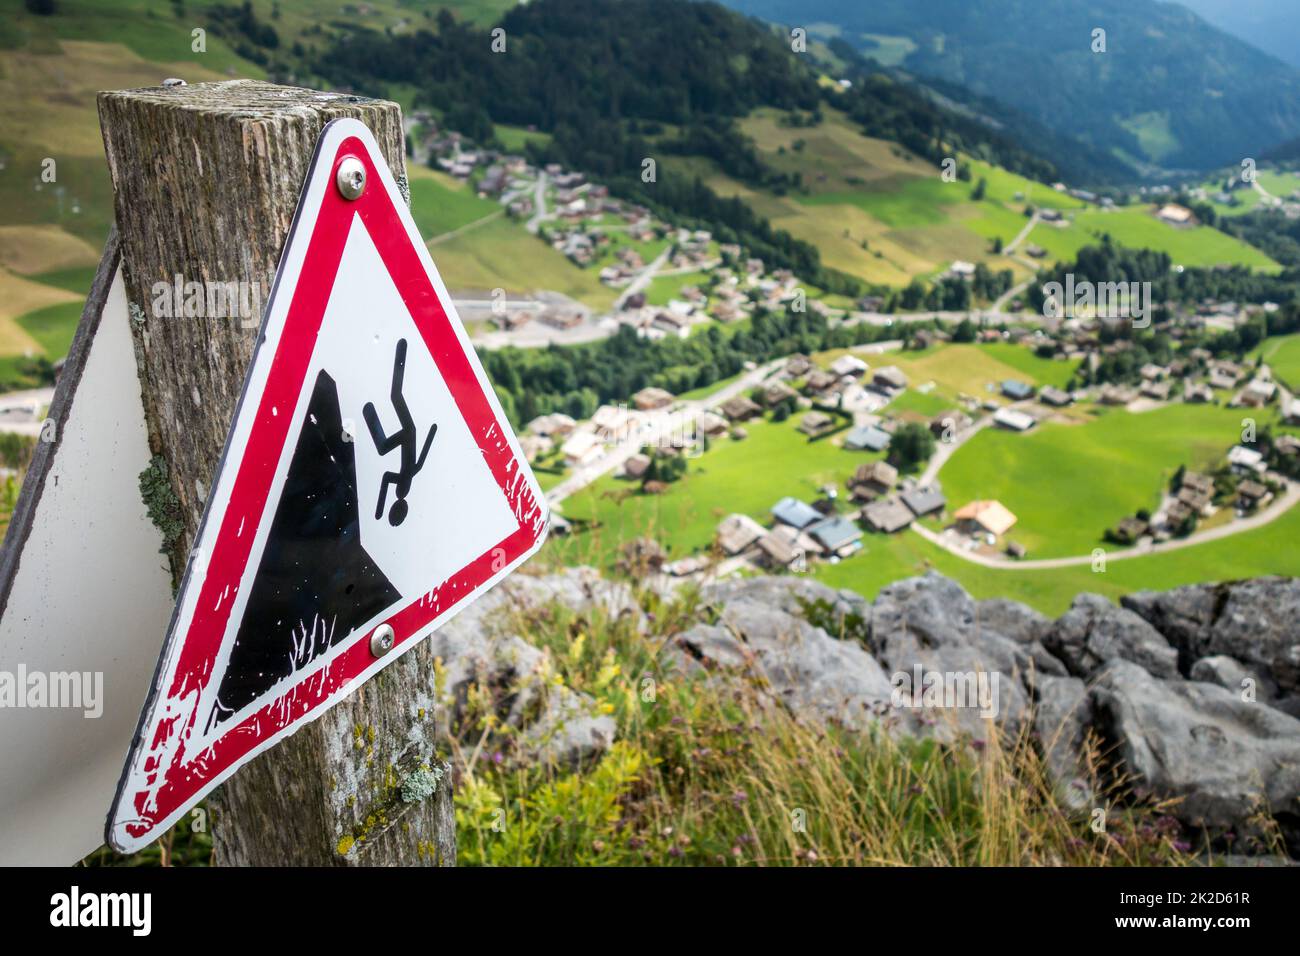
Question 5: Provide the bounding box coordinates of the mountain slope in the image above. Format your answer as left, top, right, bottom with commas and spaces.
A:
1177, 0, 1300, 70
723, 0, 1300, 172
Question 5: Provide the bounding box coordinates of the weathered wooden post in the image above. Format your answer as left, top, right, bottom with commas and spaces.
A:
98, 80, 456, 866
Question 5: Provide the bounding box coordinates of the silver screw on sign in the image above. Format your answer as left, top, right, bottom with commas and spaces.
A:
369, 623, 396, 658
336, 157, 366, 200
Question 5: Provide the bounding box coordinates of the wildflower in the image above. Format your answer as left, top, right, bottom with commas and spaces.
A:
730, 790, 748, 807
1173, 839, 1192, 853
592, 840, 605, 853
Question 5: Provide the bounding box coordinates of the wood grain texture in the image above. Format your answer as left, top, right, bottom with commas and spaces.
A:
99, 79, 454, 866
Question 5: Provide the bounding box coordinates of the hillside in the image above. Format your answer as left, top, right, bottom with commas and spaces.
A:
723, 0, 1300, 173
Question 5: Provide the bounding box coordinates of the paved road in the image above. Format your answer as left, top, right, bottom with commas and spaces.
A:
547, 359, 783, 505
613, 246, 672, 311
909, 478, 1298, 570
0, 386, 55, 436
1003, 210, 1039, 256
525, 172, 551, 234
917, 417, 990, 486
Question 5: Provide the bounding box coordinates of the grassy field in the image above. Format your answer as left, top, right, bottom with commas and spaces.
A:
553, 417, 875, 565
1252, 333, 1300, 391
817, 343, 1079, 407
546, 388, 1300, 618
936, 403, 1252, 558
672, 109, 1279, 289
814, 496, 1300, 617
408, 166, 501, 241
429, 216, 617, 309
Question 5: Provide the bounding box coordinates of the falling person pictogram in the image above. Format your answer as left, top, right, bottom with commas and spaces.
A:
364, 338, 437, 526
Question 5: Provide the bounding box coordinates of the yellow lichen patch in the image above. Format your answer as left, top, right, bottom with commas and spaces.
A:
336, 835, 355, 856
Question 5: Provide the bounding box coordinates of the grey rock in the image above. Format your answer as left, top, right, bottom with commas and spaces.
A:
428, 568, 625, 767
1034, 675, 1095, 812
675, 588, 893, 731
977, 597, 1068, 677
1092, 659, 1300, 832
1046, 593, 1179, 679
868, 573, 1039, 737
1190, 655, 1279, 701
1122, 577, 1300, 693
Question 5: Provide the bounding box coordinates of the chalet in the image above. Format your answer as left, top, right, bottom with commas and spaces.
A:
1228, 445, 1266, 475
519, 434, 552, 462
651, 312, 690, 338
798, 411, 834, 436
953, 500, 1018, 537
561, 430, 603, 467
494, 310, 535, 331
844, 424, 891, 452
1276, 434, 1300, 458
1236, 479, 1270, 510
1001, 380, 1035, 401
760, 382, 798, 407
784, 354, 814, 378
1139, 363, 1167, 381
664, 556, 710, 577
1115, 517, 1149, 543
756, 528, 802, 569
1006, 541, 1028, 559
993, 407, 1036, 432
771, 496, 822, 530
1183, 382, 1214, 404
872, 366, 909, 392
1208, 369, 1239, 391
716, 513, 766, 555
830, 354, 869, 379
804, 369, 838, 395
929, 411, 972, 438
527, 413, 577, 437
850, 461, 899, 500
901, 486, 946, 517
1098, 384, 1138, 405
1284, 397, 1300, 425
541, 309, 584, 330
590, 405, 629, 441
1140, 379, 1171, 401
696, 411, 728, 437
712, 301, 744, 323
862, 497, 913, 534
1176, 486, 1213, 515
622, 453, 652, 480
808, 517, 864, 558
719, 396, 761, 422
1181, 471, 1214, 497
1156, 203, 1194, 226
1164, 500, 1193, 530
1038, 386, 1073, 407
633, 386, 674, 411
1238, 380, 1276, 407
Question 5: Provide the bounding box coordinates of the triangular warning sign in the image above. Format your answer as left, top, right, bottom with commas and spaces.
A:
107, 119, 548, 852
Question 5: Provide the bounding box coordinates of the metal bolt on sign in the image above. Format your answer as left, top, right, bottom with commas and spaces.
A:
369, 623, 396, 658
336, 157, 366, 200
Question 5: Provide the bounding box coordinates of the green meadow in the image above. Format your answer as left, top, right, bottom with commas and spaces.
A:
552, 417, 878, 565
935, 403, 1253, 558
1252, 333, 1300, 391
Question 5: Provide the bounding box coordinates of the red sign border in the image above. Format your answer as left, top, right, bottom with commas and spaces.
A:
108, 121, 546, 851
